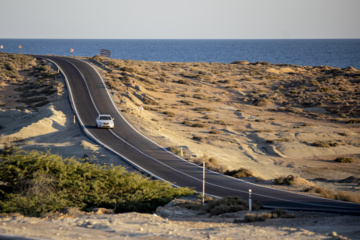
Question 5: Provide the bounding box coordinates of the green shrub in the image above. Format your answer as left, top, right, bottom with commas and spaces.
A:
0, 150, 194, 216
334, 157, 354, 163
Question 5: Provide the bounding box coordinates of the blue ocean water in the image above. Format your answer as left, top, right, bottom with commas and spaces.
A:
0, 39, 359, 69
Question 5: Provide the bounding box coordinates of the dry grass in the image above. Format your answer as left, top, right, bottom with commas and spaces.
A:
203, 196, 262, 216
242, 209, 296, 223
224, 168, 254, 178
304, 186, 360, 203
193, 155, 227, 173
311, 141, 339, 148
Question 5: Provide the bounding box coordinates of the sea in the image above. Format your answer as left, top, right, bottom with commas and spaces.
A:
0, 39, 359, 69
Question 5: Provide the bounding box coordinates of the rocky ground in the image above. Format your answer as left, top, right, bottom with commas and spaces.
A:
1, 196, 360, 240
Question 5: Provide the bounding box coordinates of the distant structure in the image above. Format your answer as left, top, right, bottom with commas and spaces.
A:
100, 49, 111, 58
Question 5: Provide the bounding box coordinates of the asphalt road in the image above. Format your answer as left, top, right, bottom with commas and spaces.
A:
44, 56, 360, 214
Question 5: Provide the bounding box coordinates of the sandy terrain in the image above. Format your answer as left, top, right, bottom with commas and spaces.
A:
87, 57, 360, 195
1, 198, 360, 240
0, 54, 360, 239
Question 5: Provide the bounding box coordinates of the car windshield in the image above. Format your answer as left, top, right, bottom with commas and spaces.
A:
100, 116, 111, 120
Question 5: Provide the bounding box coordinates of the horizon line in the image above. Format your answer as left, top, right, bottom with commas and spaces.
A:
1, 38, 360, 40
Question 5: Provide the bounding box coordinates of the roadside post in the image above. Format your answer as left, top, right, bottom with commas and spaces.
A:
249, 189, 252, 212
139, 104, 144, 117
202, 158, 205, 205
18, 45, 22, 54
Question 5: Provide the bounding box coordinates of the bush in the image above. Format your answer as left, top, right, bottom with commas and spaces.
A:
180, 100, 195, 106
274, 175, 295, 185
169, 146, 182, 156
311, 141, 339, 148
193, 155, 226, 173
334, 157, 354, 163
142, 97, 159, 105
224, 168, 254, 178
162, 111, 175, 117
204, 196, 262, 216
191, 123, 208, 128
209, 129, 222, 134
253, 98, 270, 107
347, 119, 360, 124
0, 150, 194, 216
182, 120, 193, 126
304, 186, 360, 203
193, 94, 207, 100
242, 209, 295, 223
194, 107, 215, 112
177, 79, 191, 85
192, 136, 204, 141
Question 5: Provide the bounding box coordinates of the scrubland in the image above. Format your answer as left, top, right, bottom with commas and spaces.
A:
91, 55, 360, 202
1, 53, 360, 239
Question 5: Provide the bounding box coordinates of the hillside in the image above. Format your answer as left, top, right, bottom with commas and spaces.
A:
89, 56, 360, 198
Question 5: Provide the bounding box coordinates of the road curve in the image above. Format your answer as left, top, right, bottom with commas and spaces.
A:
44, 56, 360, 214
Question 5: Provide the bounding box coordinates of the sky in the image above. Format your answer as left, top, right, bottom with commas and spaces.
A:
1, 0, 359, 39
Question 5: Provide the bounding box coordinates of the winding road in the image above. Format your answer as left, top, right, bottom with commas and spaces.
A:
44, 56, 360, 214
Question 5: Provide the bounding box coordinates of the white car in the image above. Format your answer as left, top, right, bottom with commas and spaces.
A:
96, 114, 114, 129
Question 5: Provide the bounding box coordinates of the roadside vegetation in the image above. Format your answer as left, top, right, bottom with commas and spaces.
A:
0, 149, 195, 217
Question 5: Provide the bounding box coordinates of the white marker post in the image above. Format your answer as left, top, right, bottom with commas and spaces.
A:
202, 158, 205, 205
139, 104, 144, 117
249, 189, 252, 212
